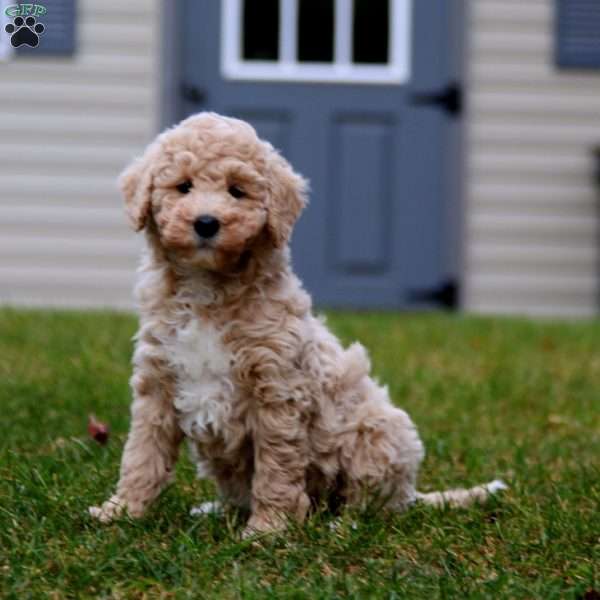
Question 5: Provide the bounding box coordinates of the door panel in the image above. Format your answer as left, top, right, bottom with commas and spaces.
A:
333, 117, 391, 272
181, 0, 457, 308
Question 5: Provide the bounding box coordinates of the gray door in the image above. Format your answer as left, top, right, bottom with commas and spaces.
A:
178, 0, 461, 309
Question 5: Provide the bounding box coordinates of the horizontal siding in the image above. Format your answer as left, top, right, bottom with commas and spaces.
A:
472, 181, 596, 208
473, 122, 600, 147
0, 267, 135, 288
0, 236, 140, 267
472, 62, 600, 91
0, 111, 150, 145
81, 0, 160, 15
2, 205, 129, 230
464, 0, 600, 316
472, 91, 600, 116
474, 1, 551, 23
0, 175, 119, 198
0, 143, 143, 173
0, 268, 137, 310
2, 56, 154, 84
466, 299, 597, 319
469, 244, 598, 276
0, 0, 160, 309
469, 215, 598, 249
0, 81, 150, 109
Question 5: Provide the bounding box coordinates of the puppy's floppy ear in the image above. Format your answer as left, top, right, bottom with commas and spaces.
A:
265, 151, 309, 248
119, 155, 154, 232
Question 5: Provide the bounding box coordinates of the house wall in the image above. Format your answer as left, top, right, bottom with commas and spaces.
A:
0, 0, 160, 309
464, 0, 600, 317
3, 0, 598, 317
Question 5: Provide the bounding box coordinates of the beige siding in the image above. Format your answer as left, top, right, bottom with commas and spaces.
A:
0, 0, 160, 309
464, 0, 600, 316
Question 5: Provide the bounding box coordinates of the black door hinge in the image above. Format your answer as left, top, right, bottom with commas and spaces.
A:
411, 82, 463, 117
408, 279, 459, 310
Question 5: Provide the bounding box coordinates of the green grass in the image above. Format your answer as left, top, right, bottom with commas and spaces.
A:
0, 308, 599, 599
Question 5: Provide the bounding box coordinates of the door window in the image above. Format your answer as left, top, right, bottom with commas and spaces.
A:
222, 0, 412, 83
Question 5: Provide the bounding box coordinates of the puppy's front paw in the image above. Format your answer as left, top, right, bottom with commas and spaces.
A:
242, 512, 286, 539
88, 495, 128, 523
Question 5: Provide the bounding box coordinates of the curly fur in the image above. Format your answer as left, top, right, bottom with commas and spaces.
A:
89, 113, 505, 535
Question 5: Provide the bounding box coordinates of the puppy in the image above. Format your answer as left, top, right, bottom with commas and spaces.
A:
89, 113, 505, 536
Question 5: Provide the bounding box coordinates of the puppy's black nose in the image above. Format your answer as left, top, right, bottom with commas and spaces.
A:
194, 215, 220, 239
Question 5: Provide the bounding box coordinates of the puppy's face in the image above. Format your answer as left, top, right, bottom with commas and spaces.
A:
149, 144, 270, 272
120, 113, 307, 272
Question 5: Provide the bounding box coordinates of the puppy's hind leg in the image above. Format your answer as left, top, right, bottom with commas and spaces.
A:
338, 378, 425, 512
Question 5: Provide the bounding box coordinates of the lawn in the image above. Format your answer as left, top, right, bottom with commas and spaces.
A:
0, 308, 598, 599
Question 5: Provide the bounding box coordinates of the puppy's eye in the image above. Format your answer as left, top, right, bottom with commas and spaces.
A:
228, 185, 245, 199
176, 180, 193, 194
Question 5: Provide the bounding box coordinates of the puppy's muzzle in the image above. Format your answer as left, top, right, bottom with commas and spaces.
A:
194, 215, 220, 239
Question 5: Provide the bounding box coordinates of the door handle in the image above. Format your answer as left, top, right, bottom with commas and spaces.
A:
411, 83, 462, 117
181, 83, 207, 105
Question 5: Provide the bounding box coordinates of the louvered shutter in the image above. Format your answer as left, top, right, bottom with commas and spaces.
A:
556, 0, 600, 68
16, 0, 76, 56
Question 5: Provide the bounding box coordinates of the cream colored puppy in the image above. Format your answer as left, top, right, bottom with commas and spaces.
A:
89, 113, 505, 536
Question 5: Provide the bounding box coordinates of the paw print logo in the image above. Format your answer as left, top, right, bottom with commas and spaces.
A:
5, 16, 45, 48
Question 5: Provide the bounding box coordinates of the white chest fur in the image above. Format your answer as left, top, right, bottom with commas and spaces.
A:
165, 317, 234, 440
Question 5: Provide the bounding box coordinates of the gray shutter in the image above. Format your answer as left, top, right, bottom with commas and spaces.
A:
16, 0, 76, 56
556, 0, 600, 68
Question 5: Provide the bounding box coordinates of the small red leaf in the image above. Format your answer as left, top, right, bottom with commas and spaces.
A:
88, 414, 110, 445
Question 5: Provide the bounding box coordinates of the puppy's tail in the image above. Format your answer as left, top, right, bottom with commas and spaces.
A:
416, 479, 508, 509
